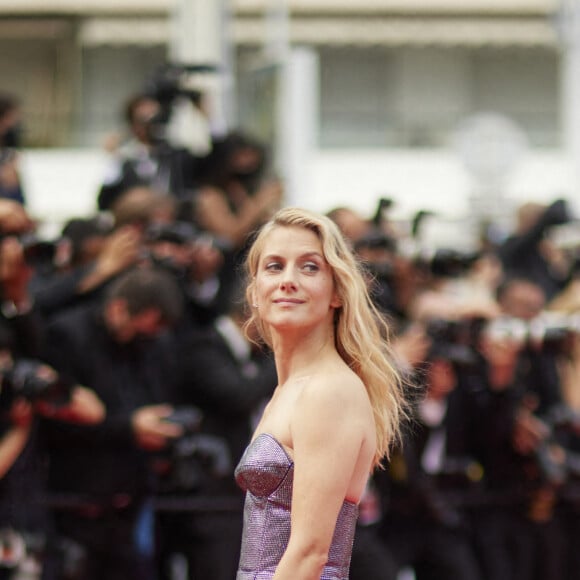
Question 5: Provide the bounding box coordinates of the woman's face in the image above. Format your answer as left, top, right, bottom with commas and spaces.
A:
253, 225, 340, 333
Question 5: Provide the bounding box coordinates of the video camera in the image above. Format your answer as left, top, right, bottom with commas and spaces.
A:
146, 63, 217, 110
0, 359, 74, 413
143, 62, 218, 144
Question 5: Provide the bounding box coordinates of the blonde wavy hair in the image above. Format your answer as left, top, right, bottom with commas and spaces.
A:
244, 207, 407, 466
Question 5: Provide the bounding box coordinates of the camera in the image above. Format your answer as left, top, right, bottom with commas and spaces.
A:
484, 312, 580, 354
19, 233, 58, 267
427, 248, 481, 278
163, 433, 232, 492
142, 221, 204, 280
527, 404, 580, 486
424, 318, 483, 367
154, 406, 233, 493
146, 63, 216, 110
0, 359, 74, 412
145, 221, 200, 247
0, 232, 58, 268
354, 230, 397, 254
143, 62, 218, 145
163, 406, 203, 434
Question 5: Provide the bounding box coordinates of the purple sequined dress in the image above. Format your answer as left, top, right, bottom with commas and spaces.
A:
234, 433, 359, 579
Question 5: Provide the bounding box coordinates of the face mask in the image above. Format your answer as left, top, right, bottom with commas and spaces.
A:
2, 124, 22, 148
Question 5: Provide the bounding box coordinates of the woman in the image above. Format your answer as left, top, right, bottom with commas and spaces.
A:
193, 131, 283, 253
235, 207, 407, 579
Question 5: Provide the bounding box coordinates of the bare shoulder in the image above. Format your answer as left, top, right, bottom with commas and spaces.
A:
296, 367, 371, 423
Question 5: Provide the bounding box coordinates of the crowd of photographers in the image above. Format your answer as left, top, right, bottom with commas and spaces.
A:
2, 84, 580, 580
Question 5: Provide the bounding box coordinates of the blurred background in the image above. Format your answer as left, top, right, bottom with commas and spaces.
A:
0, 0, 579, 243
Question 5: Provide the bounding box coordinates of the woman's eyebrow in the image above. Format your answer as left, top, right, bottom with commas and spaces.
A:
262, 251, 323, 260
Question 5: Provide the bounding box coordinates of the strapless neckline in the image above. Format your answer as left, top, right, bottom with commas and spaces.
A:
235, 430, 359, 579
244, 432, 357, 508
250, 432, 292, 459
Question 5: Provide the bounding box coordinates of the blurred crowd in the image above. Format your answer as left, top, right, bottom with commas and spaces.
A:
1, 84, 580, 580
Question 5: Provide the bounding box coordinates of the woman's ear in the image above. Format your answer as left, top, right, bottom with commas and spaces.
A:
330, 291, 342, 309
251, 289, 259, 309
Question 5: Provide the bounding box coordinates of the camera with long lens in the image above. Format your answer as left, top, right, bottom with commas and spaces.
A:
0, 232, 58, 269
484, 312, 580, 354
0, 359, 74, 413
163, 433, 232, 492
145, 221, 199, 247
527, 404, 580, 486
143, 221, 200, 278
426, 248, 481, 279
155, 406, 232, 493
424, 317, 484, 367
19, 233, 58, 269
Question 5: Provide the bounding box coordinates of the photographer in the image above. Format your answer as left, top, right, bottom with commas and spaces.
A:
143, 219, 238, 329
375, 349, 484, 580
409, 249, 502, 325
468, 277, 570, 580
0, 207, 105, 579
498, 198, 573, 300
327, 202, 414, 324
30, 217, 142, 323
39, 267, 186, 580
155, 288, 277, 580
97, 93, 202, 211
30, 186, 178, 322
0, 361, 105, 580
193, 131, 283, 260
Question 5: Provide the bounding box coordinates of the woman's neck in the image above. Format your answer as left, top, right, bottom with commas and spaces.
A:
272, 326, 337, 385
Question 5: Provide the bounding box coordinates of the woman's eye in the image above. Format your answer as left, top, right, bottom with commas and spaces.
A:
265, 262, 283, 271
303, 262, 319, 272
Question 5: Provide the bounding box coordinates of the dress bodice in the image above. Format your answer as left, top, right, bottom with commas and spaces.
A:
235, 433, 359, 579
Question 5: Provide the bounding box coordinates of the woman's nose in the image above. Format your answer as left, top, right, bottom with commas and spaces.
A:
279, 268, 297, 290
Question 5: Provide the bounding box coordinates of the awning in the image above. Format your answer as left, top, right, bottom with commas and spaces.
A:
0, 0, 556, 16
233, 16, 559, 48
77, 15, 558, 49
79, 17, 169, 46
235, 0, 557, 16
0, 0, 173, 15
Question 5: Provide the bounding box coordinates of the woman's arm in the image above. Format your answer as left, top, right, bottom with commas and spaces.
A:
196, 183, 281, 248
274, 377, 370, 580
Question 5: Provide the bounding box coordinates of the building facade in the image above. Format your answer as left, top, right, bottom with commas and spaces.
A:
0, 0, 575, 230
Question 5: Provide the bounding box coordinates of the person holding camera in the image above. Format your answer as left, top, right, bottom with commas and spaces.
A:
97, 93, 202, 212
142, 216, 238, 330
0, 361, 105, 580
465, 276, 569, 580
193, 131, 283, 262
374, 346, 485, 580
0, 209, 105, 579
498, 198, 573, 301
154, 286, 277, 580
39, 266, 187, 580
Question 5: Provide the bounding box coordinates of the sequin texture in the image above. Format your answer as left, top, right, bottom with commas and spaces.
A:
235, 433, 359, 579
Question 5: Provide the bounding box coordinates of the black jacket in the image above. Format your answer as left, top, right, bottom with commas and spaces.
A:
40, 304, 179, 500
172, 316, 277, 495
